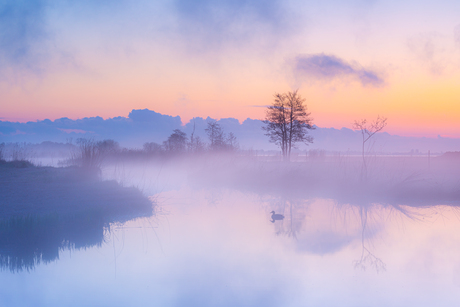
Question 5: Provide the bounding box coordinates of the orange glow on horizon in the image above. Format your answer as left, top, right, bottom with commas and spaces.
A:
2, 62, 460, 138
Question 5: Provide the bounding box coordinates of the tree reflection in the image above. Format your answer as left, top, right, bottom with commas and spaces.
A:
0, 214, 101, 272
0, 163, 154, 272
267, 198, 438, 272
0, 207, 152, 272
268, 199, 309, 237
285, 200, 309, 239
353, 206, 386, 272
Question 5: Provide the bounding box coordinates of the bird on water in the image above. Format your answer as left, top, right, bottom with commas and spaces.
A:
270, 211, 285, 223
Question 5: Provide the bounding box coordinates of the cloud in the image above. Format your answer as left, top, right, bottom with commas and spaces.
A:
0, 0, 300, 81
0, 0, 50, 75
291, 53, 384, 87
0, 0, 132, 80
0, 109, 182, 147
172, 0, 298, 52
58, 128, 91, 134
407, 32, 448, 75
454, 24, 460, 48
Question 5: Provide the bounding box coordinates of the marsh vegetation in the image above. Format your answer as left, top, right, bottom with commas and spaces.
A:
0, 157, 153, 271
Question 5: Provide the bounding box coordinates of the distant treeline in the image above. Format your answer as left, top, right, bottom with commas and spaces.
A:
0, 120, 242, 168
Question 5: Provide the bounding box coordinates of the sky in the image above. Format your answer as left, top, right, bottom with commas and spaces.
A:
1, 0, 460, 137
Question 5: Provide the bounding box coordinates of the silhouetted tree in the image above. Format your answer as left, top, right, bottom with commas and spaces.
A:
0, 143, 4, 161
188, 136, 205, 153
205, 120, 225, 151
225, 132, 239, 151
263, 90, 314, 161
164, 129, 187, 152
352, 116, 387, 178
205, 120, 239, 152
188, 120, 205, 153
97, 139, 119, 154
143, 142, 163, 154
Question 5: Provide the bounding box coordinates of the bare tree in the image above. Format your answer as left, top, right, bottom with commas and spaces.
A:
263, 90, 314, 161
205, 120, 225, 151
225, 132, 239, 151
188, 120, 205, 153
352, 116, 387, 177
190, 136, 205, 153
205, 120, 239, 152
143, 142, 163, 154
164, 129, 187, 153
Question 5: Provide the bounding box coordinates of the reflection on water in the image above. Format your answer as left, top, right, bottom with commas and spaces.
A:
155, 190, 460, 306
0, 214, 105, 272
263, 195, 458, 275
2, 184, 460, 305
0, 202, 154, 272
0, 164, 154, 272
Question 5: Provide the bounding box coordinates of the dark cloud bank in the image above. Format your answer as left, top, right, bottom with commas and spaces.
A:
292, 54, 384, 87
1, 109, 459, 153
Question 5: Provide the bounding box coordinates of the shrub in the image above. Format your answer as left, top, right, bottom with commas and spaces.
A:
71, 138, 119, 170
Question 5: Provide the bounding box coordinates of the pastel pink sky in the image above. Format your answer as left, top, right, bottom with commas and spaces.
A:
2, 0, 460, 138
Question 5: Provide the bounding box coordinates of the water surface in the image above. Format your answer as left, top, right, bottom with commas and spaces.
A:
1, 184, 460, 306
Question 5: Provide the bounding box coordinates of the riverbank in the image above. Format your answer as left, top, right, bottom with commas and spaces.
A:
0, 161, 153, 221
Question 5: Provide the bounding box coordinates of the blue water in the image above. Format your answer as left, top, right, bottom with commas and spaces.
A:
1, 186, 460, 307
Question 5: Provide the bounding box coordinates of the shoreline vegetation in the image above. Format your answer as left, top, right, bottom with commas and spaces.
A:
0, 160, 153, 272
0, 160, 153, 220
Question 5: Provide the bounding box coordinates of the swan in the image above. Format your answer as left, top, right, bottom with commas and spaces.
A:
270, 211, 285, 223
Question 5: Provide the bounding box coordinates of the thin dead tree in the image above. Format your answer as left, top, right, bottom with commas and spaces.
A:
189, 120, 196, 152
188, 120, 205, 153
353, 116, 387, 179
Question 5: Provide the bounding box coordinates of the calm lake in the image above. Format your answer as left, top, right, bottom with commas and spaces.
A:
1, 158, 460, 306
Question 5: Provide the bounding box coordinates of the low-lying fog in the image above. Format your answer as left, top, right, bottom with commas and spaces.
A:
1, 147, 460, 306
100, 151, 460, 207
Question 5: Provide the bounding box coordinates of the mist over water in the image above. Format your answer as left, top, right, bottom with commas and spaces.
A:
1, 150, 460, 306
